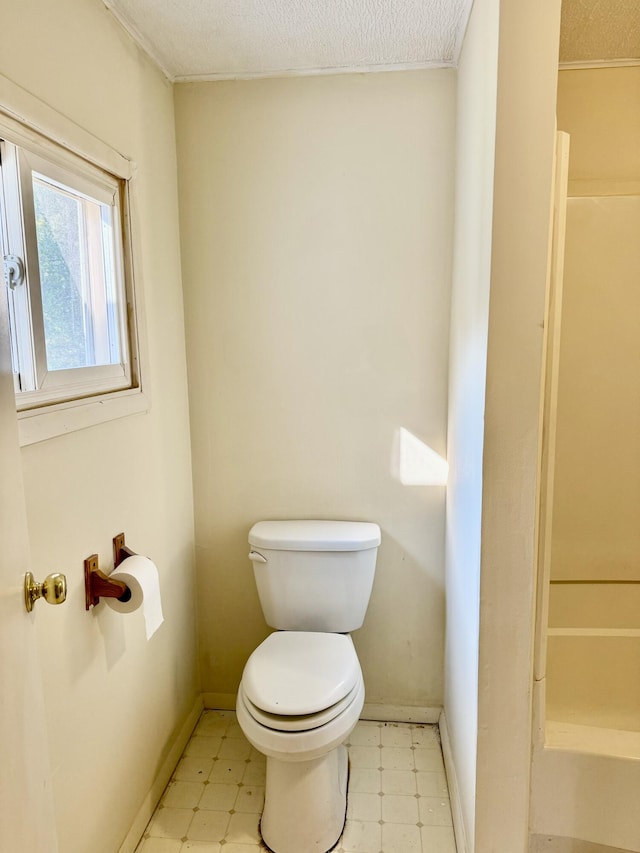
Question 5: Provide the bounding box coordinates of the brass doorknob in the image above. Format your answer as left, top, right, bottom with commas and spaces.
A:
24, 572, 67, 612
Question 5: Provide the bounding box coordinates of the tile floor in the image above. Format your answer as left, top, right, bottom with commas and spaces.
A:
135, 710, 456, 853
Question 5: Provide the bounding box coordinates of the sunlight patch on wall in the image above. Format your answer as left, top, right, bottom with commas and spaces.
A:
393, 427, 448, 485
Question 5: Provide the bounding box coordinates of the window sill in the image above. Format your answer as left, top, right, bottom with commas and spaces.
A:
18, 387, 149, 446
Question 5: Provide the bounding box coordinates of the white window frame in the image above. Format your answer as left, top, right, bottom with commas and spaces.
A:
2, 140, 133, 407
0, 73, 149, 445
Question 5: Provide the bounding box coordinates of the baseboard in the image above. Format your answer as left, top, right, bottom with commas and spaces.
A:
439, 710, 469, 853
530, 835, 632, 853
361, 703, 441, 724
203, 692, 237, 711
118, 695, 203, 853
203, 696, 441, 723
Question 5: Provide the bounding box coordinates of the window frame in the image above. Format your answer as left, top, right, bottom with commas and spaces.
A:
2, 139, 134, 408
0, 73, 149, 445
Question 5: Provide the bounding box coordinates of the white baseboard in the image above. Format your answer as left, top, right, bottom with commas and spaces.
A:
118, 695, 203, 853
439, 710, 469, 853
530, 836, 632, 853
361, 703, 441, 724
203, 692, 237, 710
203, 696, 441, 723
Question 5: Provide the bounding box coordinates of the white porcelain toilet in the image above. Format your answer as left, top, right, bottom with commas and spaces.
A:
236, 519, 381, 853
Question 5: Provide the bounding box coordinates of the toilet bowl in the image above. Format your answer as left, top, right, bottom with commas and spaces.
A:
236, 632, 365, 853
235, 520, 380, 853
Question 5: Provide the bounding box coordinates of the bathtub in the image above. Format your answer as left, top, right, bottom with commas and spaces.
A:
529, 582, 640, 852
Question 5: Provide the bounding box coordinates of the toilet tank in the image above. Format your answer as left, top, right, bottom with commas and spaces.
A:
248, 520, 381, 632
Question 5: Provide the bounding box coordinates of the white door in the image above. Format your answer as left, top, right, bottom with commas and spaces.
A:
0, 288, 58, 849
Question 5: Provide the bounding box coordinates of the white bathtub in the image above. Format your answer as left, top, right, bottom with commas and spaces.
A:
529, 582, 640, 852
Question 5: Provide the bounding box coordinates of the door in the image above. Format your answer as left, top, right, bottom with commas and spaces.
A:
0, 282, 57, 849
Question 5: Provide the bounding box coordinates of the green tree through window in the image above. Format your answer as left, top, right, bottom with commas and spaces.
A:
33, 181, 87, 371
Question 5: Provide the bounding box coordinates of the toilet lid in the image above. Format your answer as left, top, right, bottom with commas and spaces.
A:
243, 632, 360, 716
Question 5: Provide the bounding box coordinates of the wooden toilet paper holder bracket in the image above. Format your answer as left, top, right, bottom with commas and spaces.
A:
113, 532, 136, 568
84, 533, 135, 610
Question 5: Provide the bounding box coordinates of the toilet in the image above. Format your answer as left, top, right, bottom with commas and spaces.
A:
236, 519, 381, 853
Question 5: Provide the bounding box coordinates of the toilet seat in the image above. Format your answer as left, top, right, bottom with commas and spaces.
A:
236, 670, 365, 763
242, 631, 360, 717
241, 677, 361, 732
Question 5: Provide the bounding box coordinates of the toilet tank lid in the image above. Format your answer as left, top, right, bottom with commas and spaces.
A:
248, 520, 381, 551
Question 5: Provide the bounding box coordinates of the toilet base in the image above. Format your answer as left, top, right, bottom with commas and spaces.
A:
260, 744, 349, 853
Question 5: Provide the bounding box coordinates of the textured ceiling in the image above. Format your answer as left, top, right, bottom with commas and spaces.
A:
104, 0, 472, 81
560, 0, 640, 63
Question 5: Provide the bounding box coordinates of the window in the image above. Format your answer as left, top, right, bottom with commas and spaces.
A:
1, 134, 136, 411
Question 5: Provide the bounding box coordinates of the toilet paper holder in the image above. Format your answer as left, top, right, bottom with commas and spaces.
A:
84, 533, 135, 610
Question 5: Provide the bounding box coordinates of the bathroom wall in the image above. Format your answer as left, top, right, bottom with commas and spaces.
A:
475, 0, 562, 849
0, 2, 199, 852
557, 67, 640, 195
174, 70, 456, 711
551, 66, 640, 585
444, 0, 499, 846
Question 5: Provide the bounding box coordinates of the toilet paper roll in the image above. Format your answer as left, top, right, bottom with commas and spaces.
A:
105, 554, 164, 640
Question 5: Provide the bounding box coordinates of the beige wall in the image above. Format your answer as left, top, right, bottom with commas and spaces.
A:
557, 67, 640, 193
0, 2, 198, 852
175, 70, 456, 709
475, 1, 562, 850
551, 67, 640, 584
550, 195, 640, 583
444, 0, 499, 847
